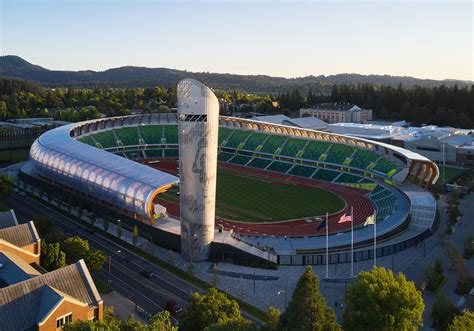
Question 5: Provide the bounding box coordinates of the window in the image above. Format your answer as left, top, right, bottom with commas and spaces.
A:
56, 313, 72, 329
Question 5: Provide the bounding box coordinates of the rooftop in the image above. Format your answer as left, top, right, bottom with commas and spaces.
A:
0, 221, 40, 248
0, 210, 19, 229
304, 103, 361, 112
0, 259, 102, 331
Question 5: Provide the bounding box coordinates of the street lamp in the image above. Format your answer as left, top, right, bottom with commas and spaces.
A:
108, 250, 121, 283
277, 290, 288, 309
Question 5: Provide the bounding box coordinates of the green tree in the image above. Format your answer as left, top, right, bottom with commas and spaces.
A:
133, 224, 138, 246
343, 267, 424, 331
40, 242, 66, 271
148, 310, 178, 331
278, 266, 340, 331
62, 236, 90, 264
0, 174, 13, 201
206, 318, 258, 331
84, 249, 107, 272
431, 292, 458, 330
264, 306, 280, 331
448, 310, 474, 331
64, 307, 121, 331
33, 215, 54, 237
181, 288, 241, 331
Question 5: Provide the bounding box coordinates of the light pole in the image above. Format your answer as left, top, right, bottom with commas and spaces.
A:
108, 250, 121, 283
277, 290, 287, 309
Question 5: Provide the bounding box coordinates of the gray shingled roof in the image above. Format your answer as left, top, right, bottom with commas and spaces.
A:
0, 221, 40, 247
0, 260, 102, 331
0, 210, 19, 229
311, 103, 357, 111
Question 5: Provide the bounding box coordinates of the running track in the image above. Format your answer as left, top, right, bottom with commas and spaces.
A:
142, 158, 374, 237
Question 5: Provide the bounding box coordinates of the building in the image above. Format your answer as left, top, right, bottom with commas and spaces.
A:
0, 209, 103, 330
326, 122, 474, 167
177, 79, 219, 262
254, 114, 328, 130
300, 103, 373, 124
0, 258, 103, 330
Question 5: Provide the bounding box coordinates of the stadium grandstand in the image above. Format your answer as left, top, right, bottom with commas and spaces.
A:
20, 113, 439, 265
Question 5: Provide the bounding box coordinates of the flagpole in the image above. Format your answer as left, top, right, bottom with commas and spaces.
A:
351, 206, 354, 277
374, 209, 377, 267
326, 212, 329, 278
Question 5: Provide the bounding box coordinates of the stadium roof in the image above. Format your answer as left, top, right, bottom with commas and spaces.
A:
28, 122, 178, 219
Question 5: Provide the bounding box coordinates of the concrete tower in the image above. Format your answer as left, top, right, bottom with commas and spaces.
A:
177, 79, 219, 261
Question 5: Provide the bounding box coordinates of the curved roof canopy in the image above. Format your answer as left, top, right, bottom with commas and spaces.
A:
29, 123, 178, 219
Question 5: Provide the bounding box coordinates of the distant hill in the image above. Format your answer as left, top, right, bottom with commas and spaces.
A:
0, 55, 471, 94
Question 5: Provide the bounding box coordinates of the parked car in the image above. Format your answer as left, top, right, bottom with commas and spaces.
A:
18, 191, 27, 197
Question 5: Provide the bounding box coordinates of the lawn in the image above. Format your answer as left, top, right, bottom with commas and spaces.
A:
435, 166, 467, 188
161, 169, 345, 223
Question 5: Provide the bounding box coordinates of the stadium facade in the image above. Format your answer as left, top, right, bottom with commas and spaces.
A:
177, 79, 219, 261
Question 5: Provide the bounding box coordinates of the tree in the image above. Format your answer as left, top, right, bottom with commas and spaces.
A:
64, 307, 121, 331
206, 318, 258, 331
181, 288, 241, 331
40, 242, 66, 271
343, 267, 424, 331
84, 249, 107, 272
0, 174, 13, 201
62, 236, 90, 264
33, 215, 54, 237
278, 266, 340, 331
148, 310, 178, 331
133, 224, 138, 246
264, 306, 280, 331
431, 292, 458, 330
448, 310, 474, 331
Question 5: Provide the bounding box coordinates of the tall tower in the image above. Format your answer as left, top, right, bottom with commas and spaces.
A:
177, 79, 219, 262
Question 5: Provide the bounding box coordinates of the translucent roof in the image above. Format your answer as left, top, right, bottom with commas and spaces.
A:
30, 123, 178, 218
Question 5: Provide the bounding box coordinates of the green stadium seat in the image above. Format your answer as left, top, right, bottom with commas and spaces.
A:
350, 149, 379, 169
78, 135, 96, 146
267, 161, 293, 173
325, 144, 356, 165
242, 132, 268, 151
373, 158, 400, 175
218, 152, 234, 162
229, 154, 252, 165
164, 125, 178, 144
280, 138, 308, 157
335, 173, 361, 183
288, 165, 315, 178
218, 127, 234, 145
302, 141, 330, 161
225, 130, 252, 149
260, 135, 286, 154
114, 127, 140, 146
92, 131, 117, 148
311, 169, 339, 182
139, 125, 163, 144
247, 157, 272, 169
164, 149, 179, 157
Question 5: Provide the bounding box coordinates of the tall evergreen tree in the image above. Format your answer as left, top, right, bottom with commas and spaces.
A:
278, 266, 340, 331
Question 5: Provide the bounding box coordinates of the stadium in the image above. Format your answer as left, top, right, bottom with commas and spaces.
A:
20, 107, 439, 266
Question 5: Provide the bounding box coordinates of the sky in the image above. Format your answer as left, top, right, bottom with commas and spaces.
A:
0, 0, 472, 81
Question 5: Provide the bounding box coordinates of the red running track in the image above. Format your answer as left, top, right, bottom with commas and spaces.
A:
145, 158, 374, 237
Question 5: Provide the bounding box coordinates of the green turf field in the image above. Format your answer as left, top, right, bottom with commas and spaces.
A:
161, 170, 345, 223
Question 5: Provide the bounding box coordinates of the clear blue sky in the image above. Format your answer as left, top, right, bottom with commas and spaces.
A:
1, 0, 472, 81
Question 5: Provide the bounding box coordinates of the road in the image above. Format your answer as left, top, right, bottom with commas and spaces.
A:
5, 194, 204, 323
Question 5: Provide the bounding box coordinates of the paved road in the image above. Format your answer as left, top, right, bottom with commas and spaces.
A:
5, 195, 202, 323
